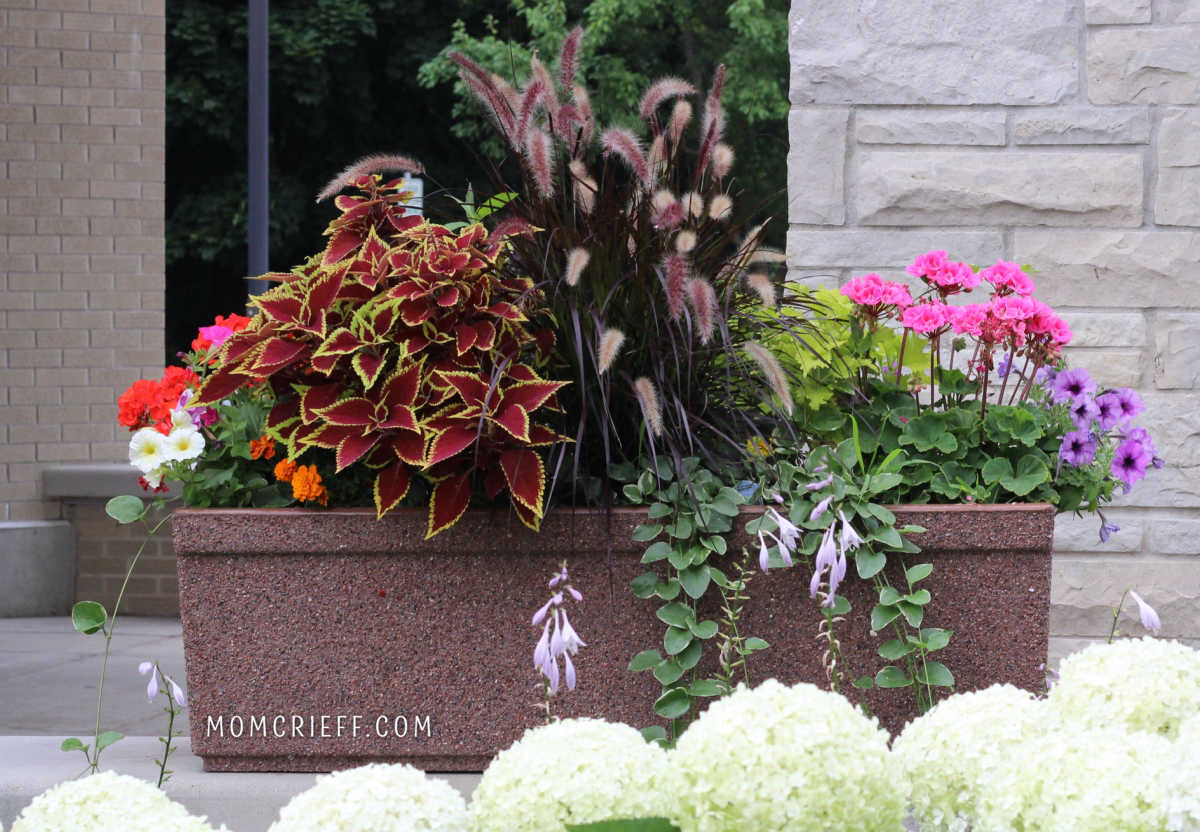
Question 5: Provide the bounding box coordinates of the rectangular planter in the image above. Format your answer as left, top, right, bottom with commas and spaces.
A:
173, 503, 1053, 772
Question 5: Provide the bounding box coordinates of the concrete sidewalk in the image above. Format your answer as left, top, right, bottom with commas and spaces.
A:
0, 618, 479, 830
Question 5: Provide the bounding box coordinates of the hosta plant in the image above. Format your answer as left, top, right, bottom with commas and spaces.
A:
197, 169, 568, 536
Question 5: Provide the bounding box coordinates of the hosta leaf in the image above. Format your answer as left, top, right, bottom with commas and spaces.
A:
664, 627, 694, 655
914, 661, 955, 687
628, 649, 662, 671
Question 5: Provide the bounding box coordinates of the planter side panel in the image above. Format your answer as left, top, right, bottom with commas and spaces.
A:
174, 505, 1052, 771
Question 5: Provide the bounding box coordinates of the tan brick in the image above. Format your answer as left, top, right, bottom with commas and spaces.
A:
89, 32, 139, 51
112, 310, 158, 329
0, 105, 35, 123
0, 293, 35, 311
89, 107, 141, 126
140, 109, 163, 128
6, 123, 59, 143
89, 217, 140, 235
92, 0, 144, 12
89, 254, 138, 272
139, 291, 163, 310
63, 386, 113, 403
0, 330, 35, 348
0, 407, 37, 427
62, 198, 112, 216
0, 29, 37, 48
7, 349, 61, 368
8, 502, 62, 522
62, 87, 113, 107
0, 217, 36, 234
113, 155, 159, 175
113, 273, 159, 291
6, 273, 58, 293
36, 179, 89, 198
8, 86, 61, 105
63, 160, 113, 179
34, 105, 88, 124
113, 89, 158, 109
89, 328, 135, 348
63, 273, 114, 291
35, 68, 89, 87
8, 9, 62, 27
140, 182, 163, 200
0, 370, 37, 388
35, 142, 87, 162
10, 386, 61, 405
10, 423, 54, 443
61, 12, 114, 31
63, 422, 113, 442
114, 199, 157, 218
0, 443, 37, 463
64, 347, 114, 367
63, 125, 112, 143
35, 368, 87, 386
36, 441, 90, 462
17, 310, 61, 328
61, 50, 113, 70
61, 310, 112, 328
36, 329, 88, 348
0, 481, 40, 502
0, 142, 37, 161
9, 160, 62, 179
91, 70, 140, 89
37, 30, 90, 51
9, 48, 62, 68
37, 0, 92, 11
87, 144, 138, 163
91, 180, 139, 199
62, 236, 113, 254
0, 182, 38, 200
143, 0, 164, 14
116, 15, 164, 35
115, 51, 163, 72
36, 254, 88, 272
0, 254, 38, 271
36, 216, 88, 235
0, 69, 38, 86
34, 291, 86, 309
115, 235, 160, 254
87, 291, 141, 310
8, 196, 61, 214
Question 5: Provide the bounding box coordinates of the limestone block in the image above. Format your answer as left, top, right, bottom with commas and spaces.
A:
1051, 555, 1200, 638
789, 0, 1078, 105
1111, 466, 1200, 509
786, 108, 848, 225
1085, 0, 1150, 23
1159, 0, 1200, 22
1160, 108, 1200, 166
1149, 519, 1200, 554
1012, 230, 1200, 307
1054, 511, 1145, 553
856, 150, 1143, 226
1156, 168, 1200, 227
1013, 107, 1150, 144
786, 229, 1003, 269
1154, 312, 1200, 389
1087, 27, 1200, 104
1060, 311, 1146, 348
1138, 391, 1200, 467
1061, 348, 1143, 387
856, 109, 1006, 145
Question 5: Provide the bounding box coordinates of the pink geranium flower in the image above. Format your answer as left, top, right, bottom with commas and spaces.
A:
197, 324, 235, 349
901, 302, 950, 334
840, 273, 885, 306
981, 260, 1036, 296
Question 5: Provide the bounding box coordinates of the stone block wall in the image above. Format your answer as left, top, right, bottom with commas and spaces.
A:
787, 0, 1200, 663
0, 0, 165, 523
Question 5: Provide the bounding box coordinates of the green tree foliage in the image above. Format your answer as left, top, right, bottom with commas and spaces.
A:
417, 0, 789, 231
166, 0, 788, 361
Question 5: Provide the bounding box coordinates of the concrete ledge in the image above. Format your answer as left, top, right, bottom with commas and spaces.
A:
42, 464, 156, 500
0, 736, 480, 832
0, 523, 74, 617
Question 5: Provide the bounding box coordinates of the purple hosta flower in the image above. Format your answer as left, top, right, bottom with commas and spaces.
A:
1068, 396, 1100, 430
532, 563, 586, 694
809, 495, 833, 522
1038, 662, 1060, 690
1129, 590, 1162, 635
1059, 430, 1097, 467
1112, 438, 1151, 488
1094, 392, 1123, 431
805, 473, 834, 491
809, 524, 846, 608
138, 660, 185, 706
758, 508, 800, 573
1050, 367, 1096, 405
837, 510, 864, 554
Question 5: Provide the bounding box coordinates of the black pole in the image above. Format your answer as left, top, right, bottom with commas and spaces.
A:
247, 0, 269, 300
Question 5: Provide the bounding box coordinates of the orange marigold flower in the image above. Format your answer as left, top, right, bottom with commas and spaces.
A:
274, 458, 298, 483
250, 435, 275, 460
291, 464, 328, 506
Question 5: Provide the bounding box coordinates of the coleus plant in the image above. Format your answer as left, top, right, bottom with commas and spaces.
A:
196, 162, 567, 537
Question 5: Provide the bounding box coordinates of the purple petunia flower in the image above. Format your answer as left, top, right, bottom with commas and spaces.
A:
1112, 388, 1144, 424
1094, 392, 1124, 431
1099, 519, 1120, 543
1125, 426, 1164, 467
996, 353, 1013, 379
1068, 396, 1100, 430
1112, 439, 1151, 488
1050, 367, 1096, 405
1034, 365, 1059, 387
1059, 430, 1097, 467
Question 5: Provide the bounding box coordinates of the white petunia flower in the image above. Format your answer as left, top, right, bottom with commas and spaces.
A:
170, 408, 194, 431
164, 428, 204, 463
128, 428, 168, 473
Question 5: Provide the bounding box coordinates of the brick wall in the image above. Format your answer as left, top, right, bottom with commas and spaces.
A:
787, 0, 1200, 662
68, 499, 176, 615
0, 0, 165, 522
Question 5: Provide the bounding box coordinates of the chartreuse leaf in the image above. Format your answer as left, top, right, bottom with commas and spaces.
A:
72, 601, 107, 635
742, 637, 769, 653
921, 628, 953, 651
687, 679, 723, 697
96, 731, 123, 751
906, 563, 934, 585
60, 738, 87, 753
629, 650, 662, 671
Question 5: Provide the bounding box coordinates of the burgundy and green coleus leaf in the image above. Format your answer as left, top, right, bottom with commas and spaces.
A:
307, 361, 425, 472
323, 176, 422, 266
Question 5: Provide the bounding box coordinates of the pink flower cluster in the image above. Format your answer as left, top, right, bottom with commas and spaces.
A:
906, 250, 981, 295
840, 273, 912, 310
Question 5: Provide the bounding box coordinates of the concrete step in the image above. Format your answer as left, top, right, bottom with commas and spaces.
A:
0, 736, 480, 832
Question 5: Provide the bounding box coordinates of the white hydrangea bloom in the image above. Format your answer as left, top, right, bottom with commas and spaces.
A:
1048, 638, 1200, 738
893, 684, 1045, 832
164, 427, 205, 462
11, 771, 225, 832
467, 718, 671, 832
667, 679, 905, 832
129, 427, 169, 473
269, 763, 467, 832
974, 725, 1172, 832
1166, 713, 1200, 832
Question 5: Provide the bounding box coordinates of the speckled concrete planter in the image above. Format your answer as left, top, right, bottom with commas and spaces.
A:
172, 503, 1053, 772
